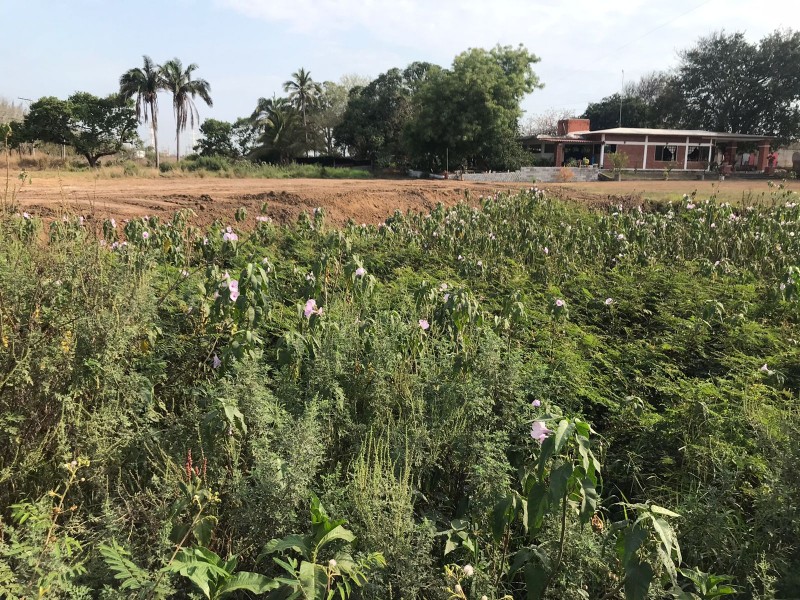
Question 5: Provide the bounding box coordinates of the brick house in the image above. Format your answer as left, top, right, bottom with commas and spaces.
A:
520, 118, 774, 173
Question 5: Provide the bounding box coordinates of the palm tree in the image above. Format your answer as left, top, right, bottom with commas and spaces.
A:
283, 68, 321, 153
250, 96, 304, 163
119, 55, 164, 168
160, 58, 213, 161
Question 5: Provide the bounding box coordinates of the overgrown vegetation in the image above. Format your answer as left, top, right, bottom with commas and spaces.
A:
1, 184, 800, 598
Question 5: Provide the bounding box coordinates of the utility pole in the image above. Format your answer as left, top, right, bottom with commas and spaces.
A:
618, 70, 624, 128
17, 97, 35, 156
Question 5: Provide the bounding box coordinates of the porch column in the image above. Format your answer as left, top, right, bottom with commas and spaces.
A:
727, 143, 738, 167
683, 136, 689, 170
555, 143, 564, 168
642, 135, 648, 169
707, 142, 713, 169
757, 142, 770, 172
599, 134, 606, 168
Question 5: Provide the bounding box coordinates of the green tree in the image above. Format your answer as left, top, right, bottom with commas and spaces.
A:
161, 58, 213, 161
405, 45, 541, 171
250, 96, 304, 163
195, 118, 236, 158
675, 29, 800, 143
283, 67, 322, 154
334, 66, 427, 166
22, 93, 138, 167
119, 55, 164, 168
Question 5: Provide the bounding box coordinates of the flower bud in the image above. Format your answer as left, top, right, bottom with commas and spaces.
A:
454, 584, 463, 595
463, 564, 474, 577
328, 559, 337, 568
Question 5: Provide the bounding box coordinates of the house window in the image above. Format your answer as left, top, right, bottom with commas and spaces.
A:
604, 144, 617, 153
687, 146, 702, 161
655, 145, 677, 161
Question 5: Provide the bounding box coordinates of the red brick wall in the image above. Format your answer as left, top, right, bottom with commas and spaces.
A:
558, 119, 591, 136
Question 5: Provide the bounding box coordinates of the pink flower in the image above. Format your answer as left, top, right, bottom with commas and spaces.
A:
355, 267, 366, 277
419, 319, 430, 330
530, 421, 552, 443
212, 354, 222, 369
223, 231, 239, 242
555, 299, 565, 308
532, 399, 541, 407
22, 212, 30, 219
142, 231, 150, 240
304, 299, 318, 318
229, 280, 239, 302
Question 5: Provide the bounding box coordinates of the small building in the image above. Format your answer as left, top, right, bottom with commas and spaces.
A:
521, 119, 775, 173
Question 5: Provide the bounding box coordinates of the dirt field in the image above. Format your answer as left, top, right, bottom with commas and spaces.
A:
11, 177, 533, 226
11, 175, 799, 226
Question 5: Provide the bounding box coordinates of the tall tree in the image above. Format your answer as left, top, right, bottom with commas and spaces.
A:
119, 55, 164, 168
22, 93, 138, 167
250, 96, 304, 163
675, 29, 800, 143
160, 58, 213, 161
283, 68, 321, 153
405, 45, 541, 171
334, 65, 433, 166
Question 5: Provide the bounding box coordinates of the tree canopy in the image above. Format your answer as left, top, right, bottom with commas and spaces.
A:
405, 45, 541, 171
22, 93, 138, 167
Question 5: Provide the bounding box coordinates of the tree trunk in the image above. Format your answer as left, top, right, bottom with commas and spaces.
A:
151, 101, 160, 169
176, 124, 181, 162
86, 154, 98, 168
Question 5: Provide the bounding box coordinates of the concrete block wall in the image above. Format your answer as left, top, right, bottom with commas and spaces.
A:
461, 166, 598, 183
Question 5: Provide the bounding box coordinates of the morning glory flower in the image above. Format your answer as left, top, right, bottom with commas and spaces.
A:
22, 212, 30, 219
223, 231, 239, 242
760, 363, 769, 372
142, 231, 149, 240
355, 267, 366, 277
212, 354, 222, 369
228, 280, 240, 302
419, 319, 430, 330
555, 299, 565, 308
304, 299, 318, 318
532, 399, 541, 407
605, 298, 614, 305
530, 421, 552, 443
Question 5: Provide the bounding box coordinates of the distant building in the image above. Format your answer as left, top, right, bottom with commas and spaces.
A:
520, 119, 775, 173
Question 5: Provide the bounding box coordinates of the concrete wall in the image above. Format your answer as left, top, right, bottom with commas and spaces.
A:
461, 166, 598, 183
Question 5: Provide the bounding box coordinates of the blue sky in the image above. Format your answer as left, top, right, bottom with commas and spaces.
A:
3, 0, 797, 155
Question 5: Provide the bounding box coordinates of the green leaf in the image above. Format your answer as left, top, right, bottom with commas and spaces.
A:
552, 419, 574, 454
298, 561, 328, 600
193, 515, 217, 547
527, 481, 549, 535
548, 462, 573, 505
316, 524, 355, 551
217, 571, 278, 598
624, 559, 653, 600
524, 561, 548, 600
650, 505, 681, 518
261, 535, 312, 562
579, 477, 599, 524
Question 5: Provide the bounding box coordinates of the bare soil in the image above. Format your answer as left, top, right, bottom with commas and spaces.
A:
12, 177, 533, 227
12, 176, 798, 227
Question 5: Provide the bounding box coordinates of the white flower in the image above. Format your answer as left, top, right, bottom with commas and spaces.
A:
328, 559, 337, 568
463, 564, 474, 577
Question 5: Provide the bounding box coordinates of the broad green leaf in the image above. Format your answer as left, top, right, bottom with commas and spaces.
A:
316, 524, 355, 551
527, 481, 549, 535
650, 505, 681, 518
579, 477, 599, 524
524, 561, 548, 600
624, 559, 653, 600
217, 571, 278, 597
262, 535, 312, 561
299, 561, 327, 600
548, 462, 573, 505
552, 419, 574, 454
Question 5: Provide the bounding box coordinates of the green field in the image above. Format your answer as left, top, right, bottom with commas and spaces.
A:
2, 186, 799, 599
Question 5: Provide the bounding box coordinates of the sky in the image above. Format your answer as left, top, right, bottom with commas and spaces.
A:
2, 0, 797, 155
